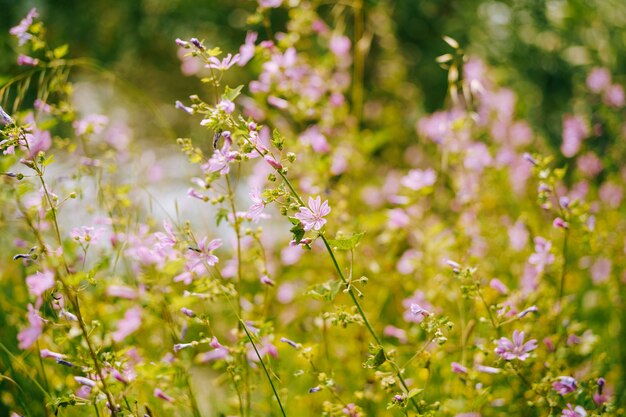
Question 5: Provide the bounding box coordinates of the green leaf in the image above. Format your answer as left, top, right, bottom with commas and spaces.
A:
223, 85, 243, 102
307, 279, 343, 302
407, 388, 423, 399
272, 129, 285, 150
327, 232, 365, 251
364, 344, 386, 368
216, 208, 229, 226
290, 222, 305, 244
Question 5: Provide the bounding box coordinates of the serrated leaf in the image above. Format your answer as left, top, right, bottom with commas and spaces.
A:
272, 129, 285, 150
327, 232, 365, 251
216, 208, 229, 226
223, 85, 243, 102
290, 222, 305, 244
307, 279, 343, 302
364, 344, 386, 368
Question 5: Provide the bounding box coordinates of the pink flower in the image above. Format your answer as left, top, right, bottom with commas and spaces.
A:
561, 115, 588, 158
604, 84, 625, 107
299, 126, 330, 153
26, 269, 55, 297
591, 258, 611, 283
586, 68, 611, 93
267, 95, 289, 109
508, 219, 529, 251
10, 8, 38, 46
553, 376, 578, 395
154, 388, 174, 402
489, 278, 509, 294
17, 54, 39, 66
495, 330, 537, 361
207, 53, 240, 70
259, 0, 282, 7
106, 285, 138, 299
246, 187, 265, 222
112, 307, 142, 342
562, 404, 586, 417
71, 226, 105, 244
553, 217, 569, 229
329, 35, 351, 58
73, 114, 109, 136
401, 168, 436, 191
238, 31, 258, 66
294, 196, 331, 231
174, 237, 222, 284
17, 304, 43, 349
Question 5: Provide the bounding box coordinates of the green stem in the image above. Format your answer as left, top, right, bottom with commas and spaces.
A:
240, 320, 287, 417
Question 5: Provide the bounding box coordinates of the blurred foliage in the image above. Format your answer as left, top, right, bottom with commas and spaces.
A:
2, 0, 626, 148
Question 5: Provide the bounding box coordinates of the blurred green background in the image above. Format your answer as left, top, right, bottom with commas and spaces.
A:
2, 0, 625, 150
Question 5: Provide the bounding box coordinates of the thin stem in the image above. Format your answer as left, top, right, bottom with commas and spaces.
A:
224, 175, 248, 416
240, 320, 287, 417
274, 172, 421, 411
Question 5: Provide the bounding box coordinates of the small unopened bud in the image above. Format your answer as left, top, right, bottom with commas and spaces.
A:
553, 217, 568, 229
175, 38, 190, 48
523, 152, 538, 166
189, 38, 204, 50
264, 155, 283, 170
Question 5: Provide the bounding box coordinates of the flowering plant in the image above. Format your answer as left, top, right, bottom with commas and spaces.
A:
0, 3, 625, 417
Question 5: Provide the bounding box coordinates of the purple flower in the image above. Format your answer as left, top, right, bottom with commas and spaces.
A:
451, 362, 468, 374
10, 8, 38, 46
410, 303, 431, 321
294, 196, 331, 231
0, 105, 13, 125
528, 237, 554, 272
175, 100, 194, 114
401, 168, 436, 191
40, 349, 65, 360
280, 337, 300, 349
562, 404, 586, 417
553, 376, 578, 395
74, 376, 96, 387
495, 330, 537, 361
207, 53, 240, 70
203, 145, 237, 175
217, 99, 235, 114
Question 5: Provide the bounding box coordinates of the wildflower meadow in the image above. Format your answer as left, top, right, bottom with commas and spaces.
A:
1, 1, 625, 416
